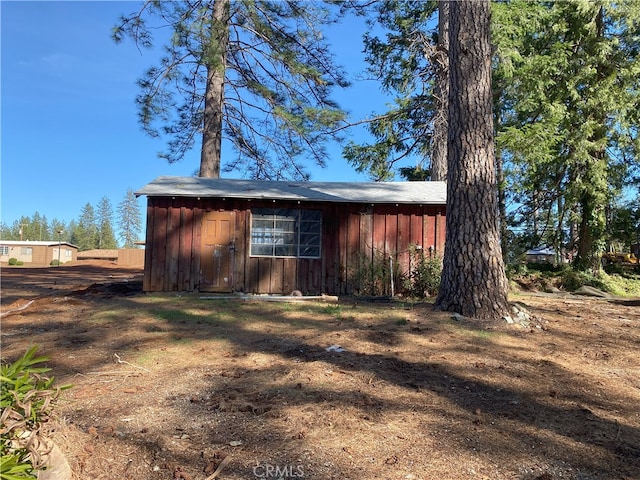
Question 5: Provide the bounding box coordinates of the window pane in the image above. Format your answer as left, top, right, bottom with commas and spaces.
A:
299, 233, 320, 247
275, 220, 295, 232
300, 245, 320, 257
250, 208, 321, 258
277, 232, 295, 244
253, 219, 274, 229
251, 244, 274, 256
300, 220, 321, 233
275, 245, 296, 256
251, 231, 274, 244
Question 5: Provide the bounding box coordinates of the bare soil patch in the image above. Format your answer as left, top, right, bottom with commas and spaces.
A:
0, 261, 143, 304
1, 263, 639, 480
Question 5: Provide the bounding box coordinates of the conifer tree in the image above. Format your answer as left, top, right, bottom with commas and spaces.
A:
118, 188, 143, 249
342, 0, 443, 181
494, 1, 640, 270
96, 197, 118, 249
434, 0, 509, 321
73, 203, 98, 251
7, 214, 49, 241
50, 219, 68, 243
113, 0, 350, 180
30, 212, 50, 241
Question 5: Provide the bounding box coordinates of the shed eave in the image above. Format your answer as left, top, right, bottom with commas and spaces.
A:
135, 176, 447, 205
141, 194, 446, 205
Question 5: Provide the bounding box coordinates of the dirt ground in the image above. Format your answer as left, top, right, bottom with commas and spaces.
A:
1, 262, 639, 480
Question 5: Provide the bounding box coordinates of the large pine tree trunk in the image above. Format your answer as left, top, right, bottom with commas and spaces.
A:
496, 148, 509, 262
434, 0, 510, 321
430, 0, 449, 182
199, 0, 229, 178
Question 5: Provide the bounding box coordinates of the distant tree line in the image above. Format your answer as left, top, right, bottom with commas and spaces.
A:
0, 188, 143, 251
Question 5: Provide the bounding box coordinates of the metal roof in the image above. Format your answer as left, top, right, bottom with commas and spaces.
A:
526, 246, 556, 255
0, 240, 78, 248
135, 176, 447, 205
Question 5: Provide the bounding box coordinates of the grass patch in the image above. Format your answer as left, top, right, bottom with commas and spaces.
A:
561, 269, 640, 295
600, 271, 640, 296
152, 308, 193, 323
510, 263, 640, 296
88, 309, 131, 324
450, 323, 500, 340
321, 304, 342, 316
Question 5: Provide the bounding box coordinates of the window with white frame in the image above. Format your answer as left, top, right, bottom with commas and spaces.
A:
0, 246, 8, 255
21, 247, 33, 255
250, 208, 322, 258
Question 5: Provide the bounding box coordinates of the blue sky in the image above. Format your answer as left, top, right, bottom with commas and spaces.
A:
1, 1, 389, 232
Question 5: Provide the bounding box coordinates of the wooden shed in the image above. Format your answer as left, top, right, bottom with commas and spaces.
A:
135, 176, 446, 296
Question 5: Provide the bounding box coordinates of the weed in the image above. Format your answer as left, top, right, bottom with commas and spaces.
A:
1, 346, 71, 479
322, 305, 342, 318
348, 250, 398, 296
402, 245, 442, 298
452, 325, 498, 340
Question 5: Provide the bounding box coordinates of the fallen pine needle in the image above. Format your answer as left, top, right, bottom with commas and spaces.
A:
114, 353, 151, 373
80, 371, 143, 376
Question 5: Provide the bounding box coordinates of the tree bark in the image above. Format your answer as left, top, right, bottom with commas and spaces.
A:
434, 0, 510, 321
430, 0, 449, 182
496, 148, 509, 262
199, 0, 229, 178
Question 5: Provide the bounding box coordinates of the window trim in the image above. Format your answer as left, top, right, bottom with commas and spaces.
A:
250, 208, 322, 259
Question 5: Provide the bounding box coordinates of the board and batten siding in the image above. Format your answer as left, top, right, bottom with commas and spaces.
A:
142, 196, 445, 295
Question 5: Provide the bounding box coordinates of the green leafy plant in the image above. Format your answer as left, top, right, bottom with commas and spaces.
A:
402, 245, 442, 298
505, 261, 529, 279
7, 259, 22, 267
349, 249, 399, 296
560, 269, 608, 293
322, 305, 343, 319
1, 346, 70, 479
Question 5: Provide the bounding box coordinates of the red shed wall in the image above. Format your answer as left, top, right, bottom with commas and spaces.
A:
142, 197, 445, 295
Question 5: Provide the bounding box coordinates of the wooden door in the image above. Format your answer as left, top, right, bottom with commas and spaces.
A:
200, 211, 235, 292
